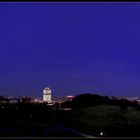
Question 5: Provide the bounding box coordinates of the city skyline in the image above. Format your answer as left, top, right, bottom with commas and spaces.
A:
0, 2, 140, 97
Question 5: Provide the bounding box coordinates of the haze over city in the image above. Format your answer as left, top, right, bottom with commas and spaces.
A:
0, 2, 140, 97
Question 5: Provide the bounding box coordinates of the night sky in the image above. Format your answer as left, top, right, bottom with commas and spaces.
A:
0, 2, 140, 97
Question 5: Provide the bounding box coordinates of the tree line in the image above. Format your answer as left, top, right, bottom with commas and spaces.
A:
61, 93, 138, 111
0, 93, 139, 112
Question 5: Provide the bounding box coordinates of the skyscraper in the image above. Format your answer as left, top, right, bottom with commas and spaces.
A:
43, 87, 52, 103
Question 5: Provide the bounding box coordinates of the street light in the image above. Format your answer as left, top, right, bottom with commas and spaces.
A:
100, 132, 103, 136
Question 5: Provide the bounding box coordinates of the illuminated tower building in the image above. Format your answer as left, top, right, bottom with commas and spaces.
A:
43, 87, 52, 103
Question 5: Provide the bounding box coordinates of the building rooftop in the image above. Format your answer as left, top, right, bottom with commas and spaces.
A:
44, 87, 50, 90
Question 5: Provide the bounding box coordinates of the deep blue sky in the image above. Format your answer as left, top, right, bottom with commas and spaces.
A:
0, 2, 140, 97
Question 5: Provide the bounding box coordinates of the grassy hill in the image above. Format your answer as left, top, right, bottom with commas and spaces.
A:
61, 105, 140, 137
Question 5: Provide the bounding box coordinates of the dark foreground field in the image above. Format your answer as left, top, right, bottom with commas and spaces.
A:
0, 119, 93, 137
59, 105, 140, 137
0, 103, 140, 137
0, 103, 94, 138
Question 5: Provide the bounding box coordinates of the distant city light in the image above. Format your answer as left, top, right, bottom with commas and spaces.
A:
66, 95, 74, 98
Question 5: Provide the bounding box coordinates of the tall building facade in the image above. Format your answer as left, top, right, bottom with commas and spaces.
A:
43, 87, 52, 103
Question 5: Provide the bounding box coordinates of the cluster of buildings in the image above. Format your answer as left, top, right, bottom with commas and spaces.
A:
4, 87, 140, 105
3, 87, 75, 104
126, 97, 140, 104
42, 87, 75, 104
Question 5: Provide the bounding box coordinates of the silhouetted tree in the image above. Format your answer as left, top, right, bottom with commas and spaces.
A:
119, 99, 128, 112
61, 101, 72, 108
102, 96, 111, 105
71, 93, 104, 109
20, 97, 31, 103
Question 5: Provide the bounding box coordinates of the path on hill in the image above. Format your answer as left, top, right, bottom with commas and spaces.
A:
0, 119, 96, 138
